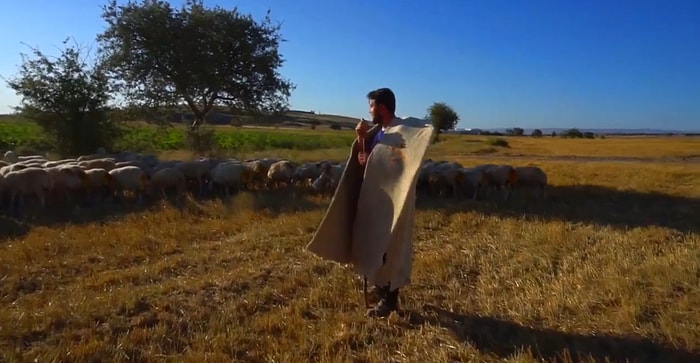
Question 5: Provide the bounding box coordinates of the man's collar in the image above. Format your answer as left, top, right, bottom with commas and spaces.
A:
379, 117, 401, 130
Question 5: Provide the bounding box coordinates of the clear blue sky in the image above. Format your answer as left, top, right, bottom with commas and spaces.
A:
1, 0, 699, 131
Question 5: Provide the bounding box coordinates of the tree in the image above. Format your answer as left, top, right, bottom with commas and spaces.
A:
562, 128, 583, 138
531, 129, 543, 137
426, 102, 460, 135
506, 127, 524, 136
97, 0, 294, 129
5, 39, 118, 156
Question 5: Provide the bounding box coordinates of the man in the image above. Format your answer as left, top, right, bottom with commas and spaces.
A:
306, 87, 434, 318
357, 88, 394, 167
356, 88, 403, 316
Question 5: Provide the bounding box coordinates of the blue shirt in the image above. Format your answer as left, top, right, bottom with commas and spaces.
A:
368, 128, 385, 153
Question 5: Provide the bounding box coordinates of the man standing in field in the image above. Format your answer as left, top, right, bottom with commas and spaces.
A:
306, 88, 435, 318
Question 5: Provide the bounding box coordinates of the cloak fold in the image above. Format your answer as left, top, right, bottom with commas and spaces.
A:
306, 117, 435, 290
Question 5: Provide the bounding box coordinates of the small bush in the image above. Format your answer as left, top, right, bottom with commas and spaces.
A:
485, 137, 509, 147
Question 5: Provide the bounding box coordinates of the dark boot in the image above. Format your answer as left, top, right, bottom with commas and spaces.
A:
366, 285, 399, 318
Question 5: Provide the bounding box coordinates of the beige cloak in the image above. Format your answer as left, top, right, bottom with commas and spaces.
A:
306, 117, 435, 290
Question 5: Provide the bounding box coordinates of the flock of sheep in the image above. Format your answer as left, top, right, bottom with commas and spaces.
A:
0, 149, 548, 218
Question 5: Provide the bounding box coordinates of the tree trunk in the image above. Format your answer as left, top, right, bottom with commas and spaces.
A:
189, 111, 206, 130
432, 130, 441, 144
184, 99, 209, 130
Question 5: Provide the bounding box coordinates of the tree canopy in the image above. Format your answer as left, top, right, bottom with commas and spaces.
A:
426, 102, 460, 133
5, 39, 117, 155
97, 0, 294, 128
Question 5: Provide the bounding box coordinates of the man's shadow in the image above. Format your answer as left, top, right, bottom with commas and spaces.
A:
398, 305, 700, 363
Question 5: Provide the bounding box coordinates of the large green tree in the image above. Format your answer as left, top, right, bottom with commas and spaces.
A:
426, 102, 460, 135
5, 39, 118, 155
97, 0, 294, 129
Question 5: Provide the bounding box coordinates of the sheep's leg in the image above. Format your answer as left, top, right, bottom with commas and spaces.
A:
287, 180, 295, 196
12, 192, 26, 218
64, 190, 74, 206
18, 193, 26, 217
36, 190, 46, 209
9, 192, 18, 217
176, 189, 183, 206
502, 185, 511, 201
232, 183, 239, 196
114, 188, 124, 203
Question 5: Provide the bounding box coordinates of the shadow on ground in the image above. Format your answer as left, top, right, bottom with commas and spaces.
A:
0, 191, 322, 242
1, 183, 697, 242
417, 184, 700, 234
400, 305, 700, 363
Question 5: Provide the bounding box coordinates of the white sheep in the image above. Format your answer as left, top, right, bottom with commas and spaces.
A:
0, 173, 5, 209
108, 166, 149, 204
150, 167, 187, 201
3, 150, 18, 163
425, 162, 464, 197
209, 161, 252, 197
77, 153, 108, 162
78, 158, 117, 171
243, 159, 269, 189
3, 167, 53, 216
137, 154, 160, 168
153, 160, 180, 173
1, 163, 28, 176
83, 168, 113, 202
310, 163, 345, 195
513, 166, 548, 199
291, 162, 324, 186
175, 159, 211, 196
266, 160, 296, 190
311, 173, 333, 195
482, 165, 517, 200
473, 164, 498, 172
459, 168, 488, 200
115, 160, 154, 177
18, 155, 47, 162
46, 166, 88, 204
43, 159, 78, 168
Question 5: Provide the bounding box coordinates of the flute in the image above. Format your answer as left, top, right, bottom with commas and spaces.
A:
355, 118, 369, 159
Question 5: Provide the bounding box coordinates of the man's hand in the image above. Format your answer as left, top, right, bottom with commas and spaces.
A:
356, 119, 369, 166
357, 151, 367, 166
355, 119, 369, 138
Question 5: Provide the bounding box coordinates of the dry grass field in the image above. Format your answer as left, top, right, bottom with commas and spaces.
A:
1, 134, 699, 362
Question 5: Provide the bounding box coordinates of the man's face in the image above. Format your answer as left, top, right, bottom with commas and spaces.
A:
369, 99, 384, 125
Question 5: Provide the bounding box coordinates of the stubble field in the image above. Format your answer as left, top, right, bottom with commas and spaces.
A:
1, 128, 699, 362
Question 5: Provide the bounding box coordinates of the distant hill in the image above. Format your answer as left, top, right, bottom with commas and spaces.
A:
483, 127, 699, 135
447, 126, 699, 136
